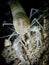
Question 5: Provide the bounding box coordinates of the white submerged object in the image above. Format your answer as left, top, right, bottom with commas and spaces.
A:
1, 1, 44, 65
30, 26, 42, 47
13, 36, 26, 63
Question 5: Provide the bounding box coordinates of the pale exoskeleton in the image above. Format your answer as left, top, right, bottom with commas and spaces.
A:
1, 1, 45, 65
13, 15, 44, 64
